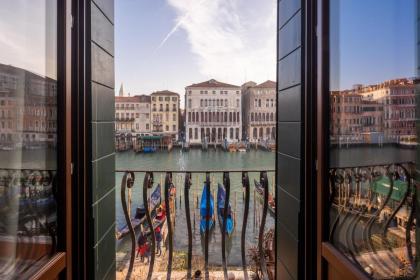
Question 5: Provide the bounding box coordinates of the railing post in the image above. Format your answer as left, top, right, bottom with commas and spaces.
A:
143, 172, 155, 280
241, 172, 250, 280
120, 171, 135, 280
164, 172, 173, 280
221, 172, 230, 279
184, 172, 193, 279
258, 171, 269, 280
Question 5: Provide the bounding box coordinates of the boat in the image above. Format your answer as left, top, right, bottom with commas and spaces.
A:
254, 179, 275, 218
217, 184, 235, 237
228, 143, 237, 152
237, 141, 247, 152
143, 146, 156, 153
199, 184, 215, 235
116, 184, 162, 240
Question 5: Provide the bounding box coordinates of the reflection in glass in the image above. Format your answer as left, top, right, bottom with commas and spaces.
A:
0, 1, 58, 278
328, 0, 418, 278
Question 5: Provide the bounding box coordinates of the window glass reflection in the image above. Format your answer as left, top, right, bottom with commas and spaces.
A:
329, 0, 418, 278
0, 1, 58, 278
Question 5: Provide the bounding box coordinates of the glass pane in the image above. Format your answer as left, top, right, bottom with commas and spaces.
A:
0, 1, 58, 278
329, 0, 418, 278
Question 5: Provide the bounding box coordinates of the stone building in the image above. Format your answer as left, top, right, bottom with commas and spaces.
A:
115, 94, 151, 133
0, 63, 57, 149
242, 80, 276, 142
357, 79, 415, 141
330, 79, 416, 144
151, 90, 180, 139
330, 90, 363, 143
185, 79, 242, 145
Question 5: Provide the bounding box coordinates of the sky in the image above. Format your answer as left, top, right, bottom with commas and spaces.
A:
330, 0, 416, 90
0, 0, 57, 79
0, 0, 416, 96
115, 0, 277, 103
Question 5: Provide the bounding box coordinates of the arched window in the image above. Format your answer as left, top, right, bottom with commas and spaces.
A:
188, 112, 191, 122
237, 112, 240, 123
196, 112, 199, 122
259, 127, 263, 138
233, 111, 236, 122
266, 127, 271, 139
192, 112, 195, 122
253, 128, 257, 139
229, 128, 234, 139
251, 113, 254, 121
229, 112, 232, 122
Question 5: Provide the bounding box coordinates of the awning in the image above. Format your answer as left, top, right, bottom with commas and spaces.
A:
371, 176, 408, 201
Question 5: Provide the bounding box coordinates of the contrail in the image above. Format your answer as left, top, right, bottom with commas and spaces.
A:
157, 0, 207, 50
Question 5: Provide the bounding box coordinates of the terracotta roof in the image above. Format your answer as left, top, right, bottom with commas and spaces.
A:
253, 80, 276, 88
186, 79, 240, 89
150, 90, 180, 97
115, 95, 151, 103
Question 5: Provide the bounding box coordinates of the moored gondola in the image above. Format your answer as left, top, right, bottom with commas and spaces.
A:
199, 184, 215, 234
116, 184, 162, 240
217, 183, 235, 237
254, 179, 275, 218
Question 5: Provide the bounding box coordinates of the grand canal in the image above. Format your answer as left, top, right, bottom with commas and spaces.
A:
115, 148, 276, 267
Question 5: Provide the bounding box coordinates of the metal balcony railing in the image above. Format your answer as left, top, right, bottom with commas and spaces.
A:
116, 169, 275, 280
328, 162, 416, 279
0, 168, 58, 276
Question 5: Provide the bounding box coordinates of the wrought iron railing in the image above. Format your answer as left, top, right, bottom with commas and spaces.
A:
117, 169, 275, 280
328, 162, 417, 279
0, 168, 58, 277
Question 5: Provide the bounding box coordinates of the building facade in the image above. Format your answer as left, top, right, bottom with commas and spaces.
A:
0, 63, 57, 149
330, 79, 415, 144
357, 79, 415, 141
115, 95, 151, 133
242, 80, 276, 142
185, 79, 242, 145
151, 90, 180, 139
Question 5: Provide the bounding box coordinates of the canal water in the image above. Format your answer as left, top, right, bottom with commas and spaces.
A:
115, 148, 276, 268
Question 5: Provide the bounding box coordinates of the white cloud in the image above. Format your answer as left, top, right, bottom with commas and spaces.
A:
165, 0, 277, 85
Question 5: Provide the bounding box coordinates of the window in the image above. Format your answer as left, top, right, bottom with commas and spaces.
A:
166, 125, 169, 131
173, 125, 176, 131
146, 124, 149, 130
326, 1, 418, 278
173, 114, 176, 121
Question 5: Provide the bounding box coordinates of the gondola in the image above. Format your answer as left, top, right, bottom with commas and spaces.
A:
217, 184, 235, 237
116, 184, 162, 240
200, 184, 215, 235
254, 179, 275, 218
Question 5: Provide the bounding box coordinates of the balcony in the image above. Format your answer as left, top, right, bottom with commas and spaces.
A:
115, 169, 275, 279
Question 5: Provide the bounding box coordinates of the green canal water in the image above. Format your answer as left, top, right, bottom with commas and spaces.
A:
115, 148, 276, 267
